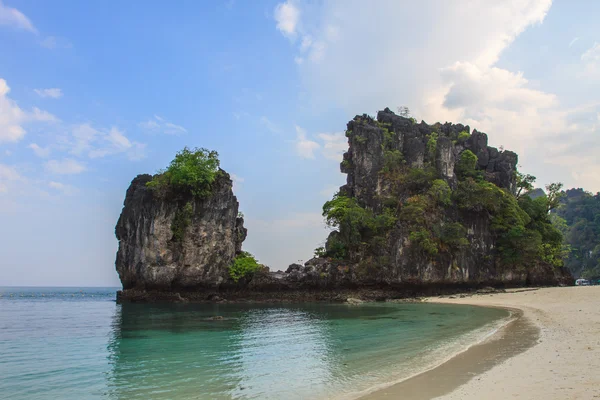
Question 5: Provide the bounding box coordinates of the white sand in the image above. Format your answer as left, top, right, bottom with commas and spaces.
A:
429, 286, 600, 400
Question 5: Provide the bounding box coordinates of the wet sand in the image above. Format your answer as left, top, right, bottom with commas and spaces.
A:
362, 286, 600, 400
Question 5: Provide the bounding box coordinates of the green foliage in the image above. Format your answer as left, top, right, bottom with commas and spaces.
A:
438, 222, 469, 248
428, 179, 451, 206
382, 127, 396, 148
399, 195, 430, 226
456, 150, 478, 178
171, 202, 194, 242
545, 182, 564, 212
516, 172, 536, 198
355, 135, 368, 144
382, 150, 405, 173
314, 246, 327, 258
426, 132, 438, 159
322, 193, 396, 258
237, 211, 244, 218
345, 129, 353, 138
341, 159, 352, 170
326, 236, 348, 259
229, 251, 261, 282
409, 117, 417, 125
402, 167, 437, 191
457, 131, 470, 143
147, 147, 221, 198
454, 178, 506, 212
409, 229, 439, 257
555, 189, 600, 278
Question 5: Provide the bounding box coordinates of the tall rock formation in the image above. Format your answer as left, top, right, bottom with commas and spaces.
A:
115, 171, 246, 291
315, 108, 571, 287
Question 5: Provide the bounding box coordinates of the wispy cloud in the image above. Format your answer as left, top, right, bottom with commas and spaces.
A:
317, 132, 347, 161
67, 124, 146, 161
40, 36, 71, 49
0, 78, 57, 143
139, 115, 187, 135
274, 1, 299, 39
582, 42, 600, 62
0, 0, 37, 33
0, 163, 21, 193
569, 37, 579, 48
48, 181, 78, 195
45, 158, 86, 175
260, 116, 281, 134
28, 143, 51, 158
294, 125, 319, 158
34, 88, 63, 99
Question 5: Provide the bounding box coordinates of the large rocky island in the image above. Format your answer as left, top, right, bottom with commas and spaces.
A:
116, 109, 571, 303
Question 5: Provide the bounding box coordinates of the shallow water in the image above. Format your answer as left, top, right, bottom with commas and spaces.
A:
0, 287, 509, 400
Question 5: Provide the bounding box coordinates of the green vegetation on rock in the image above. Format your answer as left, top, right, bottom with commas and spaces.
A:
229, 251, 261, 282
171, 202, 193, 242
147, 147, 221, 198
555, 189, 600, 279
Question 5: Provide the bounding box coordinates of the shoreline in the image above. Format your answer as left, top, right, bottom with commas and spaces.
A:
362, 286, 600, 400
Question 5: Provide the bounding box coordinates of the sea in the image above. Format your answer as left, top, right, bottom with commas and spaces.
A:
0, 287, 510, 400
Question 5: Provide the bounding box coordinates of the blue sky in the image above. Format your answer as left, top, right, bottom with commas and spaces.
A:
0, 0, 599, 286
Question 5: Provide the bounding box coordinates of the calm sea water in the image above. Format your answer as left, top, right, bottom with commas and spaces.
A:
0, 287, 509, 400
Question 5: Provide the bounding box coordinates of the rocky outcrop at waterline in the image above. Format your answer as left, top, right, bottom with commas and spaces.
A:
115, 110, 572, 303
115, 171, 247, 291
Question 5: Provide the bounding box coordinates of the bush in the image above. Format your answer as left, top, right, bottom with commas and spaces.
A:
428, 179, 451, 206
438, 222, 469, 248
147, 147, 221, 198
427, 132, 438, 159
409, 229, 439, 257
382, 150, 404, 173
229, 251, 261, 282
171, 202, 193, 242
456, 150, 478, 178
457, 131, 470, 143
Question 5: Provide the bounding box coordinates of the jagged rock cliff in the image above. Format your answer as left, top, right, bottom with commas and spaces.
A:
115, 171, 247, 292
116, 111, 571, 303
312, 108, 571, 287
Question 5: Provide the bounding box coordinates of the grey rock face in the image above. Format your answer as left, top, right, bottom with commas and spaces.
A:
115, 171, 246, 290
323, 108, 570, 287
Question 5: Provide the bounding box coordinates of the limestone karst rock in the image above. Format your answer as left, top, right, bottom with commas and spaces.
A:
115, 171, 246, 291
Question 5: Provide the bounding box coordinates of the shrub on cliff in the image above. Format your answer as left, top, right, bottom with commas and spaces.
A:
147, 147, 221, 198
229, 251, 261, 282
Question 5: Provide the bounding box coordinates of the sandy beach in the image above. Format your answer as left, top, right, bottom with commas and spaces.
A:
363, 286, 600, 400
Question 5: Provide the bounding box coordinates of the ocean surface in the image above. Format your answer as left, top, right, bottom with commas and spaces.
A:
0, 287, 509, 400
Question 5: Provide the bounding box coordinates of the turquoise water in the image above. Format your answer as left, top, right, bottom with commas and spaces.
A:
0, 287, 509, 400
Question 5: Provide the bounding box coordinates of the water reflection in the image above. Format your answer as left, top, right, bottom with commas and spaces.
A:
104, 302, 508, 400
106, 303, 341, 400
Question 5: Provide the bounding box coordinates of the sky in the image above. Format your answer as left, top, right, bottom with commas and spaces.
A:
0, 0, 599, 286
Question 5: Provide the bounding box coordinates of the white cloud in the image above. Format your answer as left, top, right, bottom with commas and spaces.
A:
45, 158, 86, 175
0, 163, 21, 193
0, 0, 37, 33
231, 173, 244, 191
48, 181, 77, 195
581, 42, 600, 63
320, 184, 339, 199
274, 1, 299, 39
295, 125, 319, 158
260, 116, 280, 133
67, 124, 145, 160
0, 78, 57, 143
271, 1, 600, 191
31, 107, 59, 122
28, 143, 51, 158
34, 88, 63, 99
138, 115, 187, 135
569, 37, 579, 48
317, 132, 347, 161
